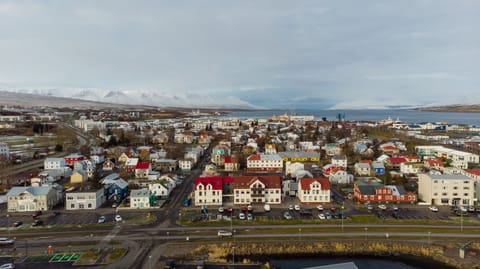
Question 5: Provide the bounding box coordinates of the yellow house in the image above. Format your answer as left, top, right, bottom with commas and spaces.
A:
70, 170, 87, 184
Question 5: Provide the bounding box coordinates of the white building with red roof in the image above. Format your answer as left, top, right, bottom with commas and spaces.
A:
233, 175, 282, 204
424, 159, 444, 171
298, 178, 331, 204
246, 153, 283, 173
194, 176, 223, 206
135, 162, 151, 179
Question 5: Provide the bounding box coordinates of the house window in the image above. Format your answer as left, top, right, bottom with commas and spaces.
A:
71, 204, 75, 208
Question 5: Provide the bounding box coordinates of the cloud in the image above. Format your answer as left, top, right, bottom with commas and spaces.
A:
0, 1, 479, 109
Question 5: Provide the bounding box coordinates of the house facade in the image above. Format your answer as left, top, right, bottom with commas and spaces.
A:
44, 158, 66, 170
135, 162, 151, 179
65, 189, 106, 210
130, 188, 153, 209
418, 174, 475, 206
246, 154, 283, 173
354, 177, 417, 204
297, 178, 331, 204
7, 186, 58, 212
233, 175, 282, 205
194, 176, 223, 206
64, 154, 85, 166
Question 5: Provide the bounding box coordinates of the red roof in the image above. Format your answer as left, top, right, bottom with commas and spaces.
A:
247, 154, 261, 161
383, 145, 397, 150
194, 176, 223, 190
233, 175, 281, 189
136, 162, 150, 169
360, 160, 372, 164
468, 168, 480, 176
426, 159, 443, 167
389, 157, 406, 164
300, 178, 330, 191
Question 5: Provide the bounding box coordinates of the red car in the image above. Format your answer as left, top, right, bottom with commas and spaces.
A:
32, 211, 42, 218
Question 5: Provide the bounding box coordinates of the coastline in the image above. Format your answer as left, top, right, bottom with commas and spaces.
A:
162, 241, 480, 269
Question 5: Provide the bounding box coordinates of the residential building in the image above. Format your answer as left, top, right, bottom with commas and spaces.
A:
297, 178, 331, 204
329, 170, 353, 184
70, 170, 87, 184
277, 151, 320, 163
65, 189, 106, 210
331, 155, 347, 168
44, 158, 66, 170
7, 186, 58, 212
246, 153, 283, 173
179, 159, 193, 172
194, 176, 223, 206
233, 175, 282, 204
103, 159, 115, 171
424, 159, 444, 171
354, 162, 371, 176
124, 158, 139, 172
0, 143, 9, 160
148, 180, 173, 198
152, 159, 177, 173
372, 161, 385, 175
400, 162, 423, 176
135, 162, 151, 179
224, 156, 239, 172
415, 146, 479, 169
354, 177, 417, 203
130, 188, 153, 209
418, 173, 474, 206
64, 154, 85, 166
101, 175, 128, 203
264, 144, 277, 154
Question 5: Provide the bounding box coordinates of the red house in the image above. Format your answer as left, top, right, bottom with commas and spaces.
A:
64, 154, 85, 166
354, 177, 417, 203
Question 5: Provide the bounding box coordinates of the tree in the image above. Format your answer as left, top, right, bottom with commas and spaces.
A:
54, 144, 63, 152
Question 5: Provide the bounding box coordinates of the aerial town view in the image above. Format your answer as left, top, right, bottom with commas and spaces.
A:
1, 1, 479, 269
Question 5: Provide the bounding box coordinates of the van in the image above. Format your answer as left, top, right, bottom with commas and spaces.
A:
264, 204, 271, 212
217, 230, 233, 237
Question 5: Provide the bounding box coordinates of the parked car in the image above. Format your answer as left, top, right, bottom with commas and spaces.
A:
247, 213, 254, 221
468, 206, 476, 212
283, 211, 293, 220
238, 213, 246, 220
367, 204, 373, 210
247, 204, 253, 212
241, 206, 247, 213
264, 204, 271, 212
164, 259, 175, 269
0, 263, 15, 269
32, 211, 42, 218
115, 214, 122, 222
325, 213, 332, 219
294, 205, 301, 211
378, 204, 387, 210
392, 206, 399, 211
98, 216, 106, 224
318, 213, 326, 220
288, 205, 294, 210
12, 221, 23, 227
330, 207, 337, 212
429, 206, 439, 212
32, 219, 43, 226
0, 238, 15, 245
316, 205, 324, 211
218, 207, 224, 213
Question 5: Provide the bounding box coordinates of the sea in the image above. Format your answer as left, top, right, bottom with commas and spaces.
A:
224, 109, 480, 126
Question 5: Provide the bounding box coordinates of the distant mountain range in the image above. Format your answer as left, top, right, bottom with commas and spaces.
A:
0, 89, 261, 110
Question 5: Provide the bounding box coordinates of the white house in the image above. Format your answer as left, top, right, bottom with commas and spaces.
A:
233, 175, 282, 204
130, 188, 152, 209
297, 178, 331, 204
354, 162, 371, 176
148, 181, 172, 198
44, 158, 66, 170
194, 176, 223, 206
7, 186, 58, 212
331, 155, 347, 168
179, 159, 193, 172
65, 189, 106, 210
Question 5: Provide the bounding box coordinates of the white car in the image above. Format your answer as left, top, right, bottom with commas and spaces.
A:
97, 216, 106, 224
392, 206, 399, 211
238, 213, 246, 220
294, 205, 301, 211
288, 205, 294, 210
378, 204, 387, 210
318, 213, 326, 220
283, 212, 293, 220
367, 204, 373, 210
218, 207, 224, 213
115, 214, 123, 222
0, 263, 15, 269
429, 206, 439, 212
317, 205, 324, 211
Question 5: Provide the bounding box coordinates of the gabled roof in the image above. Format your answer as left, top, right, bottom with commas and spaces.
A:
125, 158, 139, 166
130, 188, 150, 197
7, 186, 53, 197
136, 162, 150, 169
233, 175, 281, 189
299, 178, 330, 191
194, 176, 223, 190
389, 157, 406, 164
426, 159, 444, 167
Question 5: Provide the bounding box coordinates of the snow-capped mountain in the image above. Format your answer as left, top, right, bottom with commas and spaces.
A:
0, 88, 262, 109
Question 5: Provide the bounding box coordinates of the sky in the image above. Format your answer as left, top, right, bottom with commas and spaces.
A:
0, 0, 479, 109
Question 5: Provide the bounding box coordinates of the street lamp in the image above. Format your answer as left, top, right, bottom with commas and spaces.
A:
428, 231, 431, 245
148, 255, 152, 269
6, 214, 10, 238
341, 202, 345, 231
364, 227, 368, 242
299, 228, 302, 241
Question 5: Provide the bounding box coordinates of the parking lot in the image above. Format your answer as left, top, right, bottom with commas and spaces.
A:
0, 210, 142, 228
185, 202, 480, 223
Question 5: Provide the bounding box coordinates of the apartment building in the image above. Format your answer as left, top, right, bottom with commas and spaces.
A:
418, 173, 475, 206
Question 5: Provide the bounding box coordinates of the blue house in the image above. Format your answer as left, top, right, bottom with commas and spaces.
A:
372, 161, 385, 176
101, 174, 128, 203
